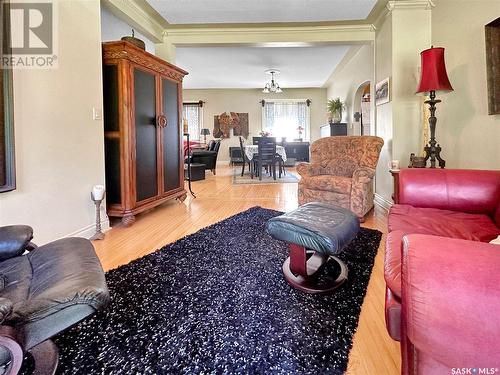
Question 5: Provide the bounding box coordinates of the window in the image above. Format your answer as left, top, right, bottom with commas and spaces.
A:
182, 101, 203, 141
262, 100, 310, 142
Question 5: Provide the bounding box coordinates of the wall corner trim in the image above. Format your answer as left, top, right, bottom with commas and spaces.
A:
374, 193, 393, 212
386, 0, 435, 12
65, 219, 111, 240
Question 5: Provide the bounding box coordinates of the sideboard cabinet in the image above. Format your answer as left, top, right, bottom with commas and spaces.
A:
102, 41, 188, 225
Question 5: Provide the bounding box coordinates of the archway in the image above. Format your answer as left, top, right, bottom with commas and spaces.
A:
352, 81, 371, 135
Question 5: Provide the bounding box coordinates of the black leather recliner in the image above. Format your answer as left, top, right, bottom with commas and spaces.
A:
189, 140, 221, 175
0, 225, 110, 374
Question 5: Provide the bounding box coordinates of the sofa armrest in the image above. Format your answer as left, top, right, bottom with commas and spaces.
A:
0, 225, 34, 261
398, 169, 500, 216
191, 150, 216, 157
402, 234, 500, 368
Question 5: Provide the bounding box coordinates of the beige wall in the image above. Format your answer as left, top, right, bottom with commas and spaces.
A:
432, 0, 500, 169
391, 7, 432, 165
0, 0, 106, 244
373, 6, 432, 205
183, 88, 328, 162
325, 44, 374, 136
374, 12, 393, 203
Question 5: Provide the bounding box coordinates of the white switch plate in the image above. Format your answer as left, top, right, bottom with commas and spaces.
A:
93, 107, 102, 121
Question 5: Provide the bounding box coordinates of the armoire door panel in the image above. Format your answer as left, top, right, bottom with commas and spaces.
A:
103, 64, 119, 132
104, 137, 121, 204
161, 78, 181, 192
134, 68, 158, 202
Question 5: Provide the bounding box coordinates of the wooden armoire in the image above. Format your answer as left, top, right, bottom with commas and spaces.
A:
102, 41, 188, 225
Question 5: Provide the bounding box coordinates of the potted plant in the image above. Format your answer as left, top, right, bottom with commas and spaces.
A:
327, 98, 345, 124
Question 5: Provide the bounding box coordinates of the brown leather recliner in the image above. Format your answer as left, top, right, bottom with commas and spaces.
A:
297, 136, 384, 221
0, 225, 110, 374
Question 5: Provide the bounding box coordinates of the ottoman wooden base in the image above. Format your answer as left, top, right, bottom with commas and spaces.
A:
283, 244, 348, 294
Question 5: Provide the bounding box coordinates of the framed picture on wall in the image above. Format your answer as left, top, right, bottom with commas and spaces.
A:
375, 77, 391, 106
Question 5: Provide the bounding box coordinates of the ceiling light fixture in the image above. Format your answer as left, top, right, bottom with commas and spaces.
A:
262, 69, 283, 93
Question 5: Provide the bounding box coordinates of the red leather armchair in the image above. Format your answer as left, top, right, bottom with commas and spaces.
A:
401, 235, 500, 374
384, 169, 500, 342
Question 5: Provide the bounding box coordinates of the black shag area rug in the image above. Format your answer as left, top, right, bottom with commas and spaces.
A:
36, 207, 381, 374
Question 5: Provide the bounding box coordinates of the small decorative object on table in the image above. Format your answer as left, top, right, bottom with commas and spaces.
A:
260, 130, 271, 137
389, 160, 400, 170
90, 185, 105, 240
296, 125, 304, 142
416, 46, 454, 168
408, 153, 427, 168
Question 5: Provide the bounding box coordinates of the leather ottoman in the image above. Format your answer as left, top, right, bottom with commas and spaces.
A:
184, 163, 206, 181
266, 202, 360, 293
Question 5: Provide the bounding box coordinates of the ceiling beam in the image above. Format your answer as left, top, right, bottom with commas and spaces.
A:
102, 0, 165, 43
164, 24, 375, 47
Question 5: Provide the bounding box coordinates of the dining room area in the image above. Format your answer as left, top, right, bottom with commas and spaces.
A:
233, 136, 306, 185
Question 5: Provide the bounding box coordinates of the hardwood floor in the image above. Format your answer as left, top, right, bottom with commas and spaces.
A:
93, 165, 401, 374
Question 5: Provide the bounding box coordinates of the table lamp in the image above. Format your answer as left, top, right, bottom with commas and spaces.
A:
416, 46, 453, 168
200, 128, 210, 144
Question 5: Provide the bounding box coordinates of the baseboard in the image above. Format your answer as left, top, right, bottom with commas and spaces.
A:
374, 193, 393, 212
65, 218, 111, 239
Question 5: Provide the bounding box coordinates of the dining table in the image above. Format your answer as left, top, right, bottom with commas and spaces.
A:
243, 145, 287, 162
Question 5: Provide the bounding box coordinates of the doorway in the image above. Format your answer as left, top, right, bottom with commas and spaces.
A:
352, 81, 371, 136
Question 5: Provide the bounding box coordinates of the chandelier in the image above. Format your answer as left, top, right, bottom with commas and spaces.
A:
262, 69, 283, 93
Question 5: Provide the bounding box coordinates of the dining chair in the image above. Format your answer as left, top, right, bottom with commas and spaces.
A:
238, 136, 252, 177
253, 136, 276, 145
276, 138, 287, 177
255, 137, 278, 180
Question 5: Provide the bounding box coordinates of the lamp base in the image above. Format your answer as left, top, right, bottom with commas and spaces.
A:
90, 231, 105, 241
424, 91, 446, 169
424, 143, 446, 169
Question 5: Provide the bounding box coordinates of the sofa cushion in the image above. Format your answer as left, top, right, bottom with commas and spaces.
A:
389, 205, 500, 242
386, 205, 500, 299
300, 175, 352, 194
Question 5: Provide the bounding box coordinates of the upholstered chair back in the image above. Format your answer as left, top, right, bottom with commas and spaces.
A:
310, 136, 384, 177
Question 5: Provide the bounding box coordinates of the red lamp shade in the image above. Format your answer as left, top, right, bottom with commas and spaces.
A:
416, 47, 453, 93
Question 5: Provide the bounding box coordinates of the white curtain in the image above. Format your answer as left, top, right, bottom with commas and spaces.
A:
182, 103, 203, 141
263, 100, 309, 141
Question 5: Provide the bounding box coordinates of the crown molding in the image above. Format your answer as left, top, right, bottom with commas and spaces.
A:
102, 0, 165, 43
386, 0, 436, 11
163, 24, 375, 46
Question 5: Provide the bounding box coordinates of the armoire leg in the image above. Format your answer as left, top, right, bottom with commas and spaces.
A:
121, 214, 135, 226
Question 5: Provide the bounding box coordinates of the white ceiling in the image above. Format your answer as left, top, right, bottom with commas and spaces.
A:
146, 0, 378, 24
176, 45, 351, 89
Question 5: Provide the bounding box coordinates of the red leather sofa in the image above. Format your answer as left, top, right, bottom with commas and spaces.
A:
401, 234, 500, 374
384, 168, 500, 342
